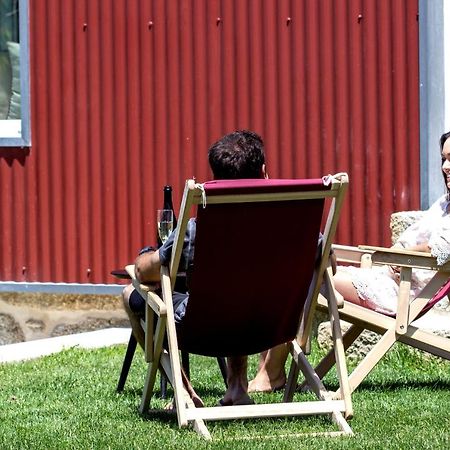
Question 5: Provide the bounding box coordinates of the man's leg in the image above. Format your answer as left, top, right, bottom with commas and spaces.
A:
220, 356, 253, 405
122, 284, 145, 348
248, 343, 288, 393
123, 285, 205, 406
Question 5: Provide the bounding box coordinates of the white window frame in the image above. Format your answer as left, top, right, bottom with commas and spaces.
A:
419, 0, 448, 208
445, 0, 450, 132
0, 0, 31, 147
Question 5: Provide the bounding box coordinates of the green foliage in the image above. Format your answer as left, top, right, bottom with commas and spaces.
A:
1, 342, 449, 449
0, 0, 19, 50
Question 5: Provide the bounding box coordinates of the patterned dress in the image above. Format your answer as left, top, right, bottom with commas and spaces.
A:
340, 195, 450, 315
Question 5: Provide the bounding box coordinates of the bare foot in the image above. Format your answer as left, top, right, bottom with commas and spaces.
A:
181, 368, 204, 407
248, 373, 286, 393
165, 393, 204, 411
219, 393, 254, 406
190, 392, 204, 408
164, 401, 175, 411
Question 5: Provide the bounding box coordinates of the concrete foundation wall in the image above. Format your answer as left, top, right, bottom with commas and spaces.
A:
0, 291, 128, 345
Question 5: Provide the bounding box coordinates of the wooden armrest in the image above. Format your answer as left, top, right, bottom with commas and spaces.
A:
358, 245, 432, 258
357, 246, 442, 270
125, 264, 166, 315
125, 264, 136, 279
333, 244, 373, 267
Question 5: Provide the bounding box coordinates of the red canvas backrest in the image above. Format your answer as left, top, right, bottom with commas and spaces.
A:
176, 178, 332, 356
416, 277, 450, 318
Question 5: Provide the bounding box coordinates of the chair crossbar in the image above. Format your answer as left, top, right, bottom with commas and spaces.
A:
185, 400, 348, 421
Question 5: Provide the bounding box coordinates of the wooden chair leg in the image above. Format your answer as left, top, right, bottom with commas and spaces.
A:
160, 350, 190, 398
117, 332, 137, 392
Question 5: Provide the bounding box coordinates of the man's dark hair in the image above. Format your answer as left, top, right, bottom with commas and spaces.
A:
208, 130, 265, 179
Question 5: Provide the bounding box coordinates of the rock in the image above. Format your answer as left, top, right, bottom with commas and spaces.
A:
317, 320, 380, 360
390, 210, 424, 245
0, 313, 25, 345
51, 317, 129, 337
25, 319, 45, 332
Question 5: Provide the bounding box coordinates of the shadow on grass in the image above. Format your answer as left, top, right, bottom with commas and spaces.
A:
296, 376, 450, 396
141, 409, 178, 424
356, 378, 450, 392
118, 384, 226, 399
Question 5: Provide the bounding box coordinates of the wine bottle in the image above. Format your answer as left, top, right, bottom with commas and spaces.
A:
157, 185, 177, 247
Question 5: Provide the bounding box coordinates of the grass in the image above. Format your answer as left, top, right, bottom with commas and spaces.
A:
1, 341, 449, 449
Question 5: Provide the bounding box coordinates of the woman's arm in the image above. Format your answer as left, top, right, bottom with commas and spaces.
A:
404, 242, 431, 253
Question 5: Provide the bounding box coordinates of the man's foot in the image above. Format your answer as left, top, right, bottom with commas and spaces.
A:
190, 392, 204, 408
218, 394, 254, 406
181, 368, 204, 407
164, 401, 175, 411
164, 392, 204, 411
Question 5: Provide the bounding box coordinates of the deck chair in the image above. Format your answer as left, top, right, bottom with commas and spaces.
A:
313, 244, 450, 397
125, 174, 353, 439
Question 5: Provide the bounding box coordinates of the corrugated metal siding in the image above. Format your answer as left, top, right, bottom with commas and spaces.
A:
0, 0, 420, 284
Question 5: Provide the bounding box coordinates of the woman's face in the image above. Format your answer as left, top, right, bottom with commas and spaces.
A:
442, 137, 450, 190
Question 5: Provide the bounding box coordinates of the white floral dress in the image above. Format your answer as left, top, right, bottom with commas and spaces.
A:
340, 195, 450, 315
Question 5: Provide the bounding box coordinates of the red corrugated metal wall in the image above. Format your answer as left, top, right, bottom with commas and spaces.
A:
0, 0, 420, 284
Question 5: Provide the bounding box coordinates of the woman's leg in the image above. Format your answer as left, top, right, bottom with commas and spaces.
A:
333, 267, 364, 306
248, 343, 288, 393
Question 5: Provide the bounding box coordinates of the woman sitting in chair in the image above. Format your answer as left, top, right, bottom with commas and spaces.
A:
248, 131, 450, 394
332, 131, 450, 316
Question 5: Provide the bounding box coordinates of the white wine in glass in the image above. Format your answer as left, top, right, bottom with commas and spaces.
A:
157, 209, 173, 243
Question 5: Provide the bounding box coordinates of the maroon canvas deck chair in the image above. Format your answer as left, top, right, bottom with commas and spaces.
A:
313, 244, 450, 397
125, 174, 353, 439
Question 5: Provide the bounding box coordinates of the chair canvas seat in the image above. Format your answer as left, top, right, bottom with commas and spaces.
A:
125, 174, 353, 439
313, 244, 450, 397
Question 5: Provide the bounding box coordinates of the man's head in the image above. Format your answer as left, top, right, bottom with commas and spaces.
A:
208, 130, 267, 180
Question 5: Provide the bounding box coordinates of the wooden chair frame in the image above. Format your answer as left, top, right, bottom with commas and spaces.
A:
125, 175, 353, 439
313, 244, 450, 397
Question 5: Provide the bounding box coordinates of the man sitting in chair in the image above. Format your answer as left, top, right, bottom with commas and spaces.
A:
122, 129, 268, 407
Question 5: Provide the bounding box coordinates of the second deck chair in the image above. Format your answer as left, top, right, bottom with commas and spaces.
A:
313, 244, 450, 397
125, 174, 353, 439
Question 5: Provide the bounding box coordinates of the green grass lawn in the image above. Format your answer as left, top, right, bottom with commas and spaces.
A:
1, 341, 449, 449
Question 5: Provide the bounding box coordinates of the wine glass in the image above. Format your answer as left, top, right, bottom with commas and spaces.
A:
157, 209, 173, 243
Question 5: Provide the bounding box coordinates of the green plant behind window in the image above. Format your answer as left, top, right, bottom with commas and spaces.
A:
0, 0, 19, 120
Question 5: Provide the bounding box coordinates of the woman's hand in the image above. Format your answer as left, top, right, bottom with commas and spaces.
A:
407, 242, 431, 253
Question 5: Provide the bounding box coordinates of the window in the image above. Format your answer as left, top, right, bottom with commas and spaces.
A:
0, 0, 30, 146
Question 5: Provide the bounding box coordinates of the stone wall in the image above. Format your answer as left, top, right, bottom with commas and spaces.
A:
0, 291, 129, 345
389, 210, 425, 245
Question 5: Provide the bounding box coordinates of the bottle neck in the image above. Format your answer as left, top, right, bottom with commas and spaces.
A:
163, 186, 173, 209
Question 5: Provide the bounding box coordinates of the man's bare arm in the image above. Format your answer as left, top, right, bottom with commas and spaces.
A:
134, 250, 162, 283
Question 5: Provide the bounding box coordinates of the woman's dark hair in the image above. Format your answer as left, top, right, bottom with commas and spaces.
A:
208, 130, 265, 179
440, 131, 450, 200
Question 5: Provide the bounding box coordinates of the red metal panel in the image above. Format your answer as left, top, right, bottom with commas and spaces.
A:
0, 0, 420, 284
